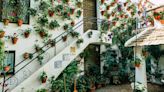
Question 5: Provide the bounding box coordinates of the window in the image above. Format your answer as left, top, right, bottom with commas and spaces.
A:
1, 51, 15, 75
0, 0, 30, 24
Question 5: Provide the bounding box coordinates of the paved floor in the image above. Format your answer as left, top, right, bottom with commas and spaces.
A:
96, 83, 164, 92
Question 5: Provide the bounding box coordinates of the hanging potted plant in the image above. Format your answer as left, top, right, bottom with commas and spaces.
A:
76, 38, 83, 47
101, 10, 106, 16
48, 8, 55, 17
24, 28, 32, 38
62, 35, 67, 42
63, 24, 69, 30
0, 29, 5, 38
134, 58, 141, 68
49, 20, 60, 30
40, 71, 48, 83
106, 5, 110, 10
88, 31, 93, 38
4, 64, 11, 72
12, 33, 18, 45
70, 8, 75, 14
55, 5, 64, 16
101, 0, 105, 4
37, 15, 48, 27
76, 1, 82, 8
76, 10, 82, 18
35, 27, 49, 38
71, 21, 75, 27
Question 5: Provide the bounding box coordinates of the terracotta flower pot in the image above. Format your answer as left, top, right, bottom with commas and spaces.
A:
135, 63, 140, 67
4, 66, 10, 72
101, 0, 105, 4
70, 8, 75, 14
17, 19, 23, 26
24, 52, 29, 59
48, 10, 54, 17
39, 32, 46, 38
12, 37, 18, 45
77, 2, 82, 8
111, 2, 115, 6
24, 32, 30, 38
62, 36, 67, 42
160, 20, 164, 24
0, 31, 5, 38
112, 21, 116, 26
124, 2, 128, 6
42, 77, 47, 83
3, 19, 10, 26
106, 5, 110, 10
71, 21, 75, 26
154, 15, 161, 20
101, 11, 105, 16
90, 86, 96, 92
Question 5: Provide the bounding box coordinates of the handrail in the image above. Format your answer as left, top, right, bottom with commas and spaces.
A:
3, 17, 104, 82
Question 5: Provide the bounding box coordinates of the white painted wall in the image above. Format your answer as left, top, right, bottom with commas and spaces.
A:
0, 0, 83, 91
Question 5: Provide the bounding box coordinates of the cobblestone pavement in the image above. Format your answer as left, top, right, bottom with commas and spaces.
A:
96, 83, 164, 92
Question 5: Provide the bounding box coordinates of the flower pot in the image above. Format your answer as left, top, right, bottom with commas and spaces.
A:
48, 10, 54, 17
62, 36, 67, 42
42, 77, 47, 83
77, 2, 82, 8
70, 8, 75, 14
160, 20, 164, 24
12, 37, 18, 45
107, 14, 110, 19
135, 63, 140, 67
90, 86, 96, 92
124, 2, 128, 6
111, 2, 115, 6
24, 32, 30, 38
112, 21, 116, 26
24, 52, 29, 59
71, 21, 75, 26
154, 16, 161, 20
17, 19, 23, 26
3, 19, 10, 26
101, 0, 105, 4
4, 66, 10, 72
106, 5, 110, 10
39, 32, 46, 38
0, 31, 5, 38
101, 11, 105, 16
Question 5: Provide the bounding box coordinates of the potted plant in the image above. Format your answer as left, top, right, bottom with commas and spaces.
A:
70, 8, 75, 14
37, 15, 48, 26
132, 82, 146, 92
24, 28, 32, 38
62, 35, 67, 42
35, 27, 49, 38
101, 0, 105, 4
71, 21, 75, 27
40, 71, 47, 83
76, 10, 82, 18
63, 24, 69, 30
23, 52, 33, 59
36, 88, 48, 92
154, 12, 160, 20
160, 12, 164, 24
28, 8, 37, 16
88, 76, 96, 92
12, 33, 18, 45
4, 64, 10, 72
76, 1, 82, 8
62, 12, 71, 20
48, 39, 56, 47
35, 44, 43, 52
38, 55, 44, 65
48, 8, 55, 17
49, 20, 60, 30
39, 0, 50, 11
106, 5, 110, 10
55, 5, 64, 16
134, 58, 141, 67
0, 29, 5, 38
88, 31, 93, 38
70, 32, 79, 38
76, 38, 83, 47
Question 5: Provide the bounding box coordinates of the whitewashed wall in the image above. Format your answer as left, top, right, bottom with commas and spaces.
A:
0, 0, 83, 91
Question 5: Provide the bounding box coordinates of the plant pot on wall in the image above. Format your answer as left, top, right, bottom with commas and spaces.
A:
17, 19, 23, 26
48, 10, 54, 17
12, 37, 18, 45
62, 36, 67, 42
24, 32, 30, 38
0, 30, 5, 38
3, 19, 10, 26
4, 65, 10, 72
